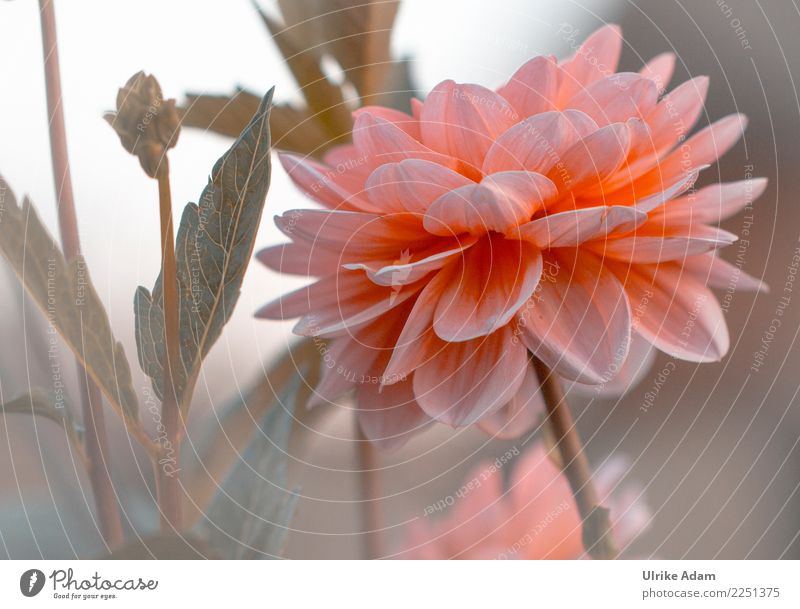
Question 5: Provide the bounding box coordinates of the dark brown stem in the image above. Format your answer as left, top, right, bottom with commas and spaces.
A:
355, 422, 381, 559
156, 162, 183, 531
39, 0, 123, 549
532, 357, 617, 559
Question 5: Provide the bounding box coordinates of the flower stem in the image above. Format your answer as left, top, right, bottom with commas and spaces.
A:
532, 357, 617, 559
38, 0, 123, 549
156, 161, 183, 532
355, 421, 381, 559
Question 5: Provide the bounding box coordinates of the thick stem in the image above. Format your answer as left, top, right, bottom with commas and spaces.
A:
39, 0, 123, 549
355, 421, 381, 559
156, 163, 183, 531
532, 357, 617, 559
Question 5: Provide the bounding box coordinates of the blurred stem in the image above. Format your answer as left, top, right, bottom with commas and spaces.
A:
156, 161, 183, 532
38, 0, 124, 549
355, 421, 381, 559
532, 357, 617, 560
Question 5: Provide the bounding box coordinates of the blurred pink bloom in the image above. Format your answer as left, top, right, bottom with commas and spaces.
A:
395, 445, 650, 559
257, 25, 767, 448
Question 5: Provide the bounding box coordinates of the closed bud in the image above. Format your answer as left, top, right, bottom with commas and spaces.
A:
104, 71, 180, 178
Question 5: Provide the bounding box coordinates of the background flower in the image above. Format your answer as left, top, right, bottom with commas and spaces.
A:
395, 444, 650, 559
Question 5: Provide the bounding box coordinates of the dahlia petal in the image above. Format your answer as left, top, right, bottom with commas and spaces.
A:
497, 55, 560, 118
255, 271, 424, 337
518, 251, 632, 384
357, 379, 432, 450
633, 167, 703, 212
275, 209, 429, 261
682, 252, 768, 293
352, 106, 420, 140
595, 224, 738, 263
411, 97, 423, 120
568, 332, 656, 397
645, 76, 709, 153
476, 361, 543, 439
636, 114, 748, 193
434, 236, 543, 342
639, 52, 676, 91
653, 177, 768, 224
364, 159, 471, 214
420, 80, 518, 168
595, 119, 663, 195
382, 264, 455, 382
517, 205, 647, 248
321, 144, 380, 199
678, 112, 748, 166
610, 262, 729, 362
343, 235, 477, 287
482, 110, 598, 175
549, 122, 631, 193
566, 73, 658, 126
624, 114, 658, 159
279, 152, 376, 212
256, 242, 339, 276
353, 112, 462, 170
309, 330, 385, 408
413, 325, 529, 427
558, 24, 623, 105
424, 171, 557, 236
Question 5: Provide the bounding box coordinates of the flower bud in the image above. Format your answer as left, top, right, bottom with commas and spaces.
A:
104, 71, 180, 178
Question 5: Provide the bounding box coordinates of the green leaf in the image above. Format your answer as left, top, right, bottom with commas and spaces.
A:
0, 388, 83, 449
135, 88, 274, 412
194, 373, 300, 559
0, 179, 140, 422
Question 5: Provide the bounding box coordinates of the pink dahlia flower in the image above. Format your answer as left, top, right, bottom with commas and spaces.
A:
395, 444, 650, 559
257, 25, 767, 448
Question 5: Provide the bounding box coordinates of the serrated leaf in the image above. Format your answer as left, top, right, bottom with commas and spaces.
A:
0, 388, 83, 450
0, 179, 140, 422
135, 88, 274, 412
194, 374, 300, 559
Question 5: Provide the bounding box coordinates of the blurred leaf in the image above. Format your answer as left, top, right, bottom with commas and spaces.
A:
180, 88, 261, 139
135, 89, 274, 412
0, 178, 140, 422
0, 388, 84, 453
180, 91, 333, 156
194, 372, 302, 559
181, 1, 412, 157
256, 5, 352, 140
183, 338, 326, 523
103, 533, 213, 559
275, 0, 400, 101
